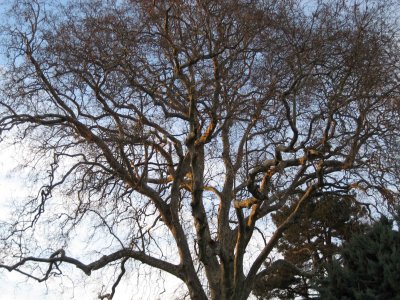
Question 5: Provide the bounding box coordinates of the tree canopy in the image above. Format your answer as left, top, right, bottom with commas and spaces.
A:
0, 0, 399, 299
254, 195, 368, 299
319, 213, 400, 300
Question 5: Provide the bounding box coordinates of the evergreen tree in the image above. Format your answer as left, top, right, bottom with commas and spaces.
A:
319, 213, 400, 300
253, 195, 367, 299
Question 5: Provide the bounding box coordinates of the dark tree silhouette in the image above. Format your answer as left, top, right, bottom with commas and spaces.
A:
0, 0, 399, 299
253, 195, 368, 299
319, 213, 400, 299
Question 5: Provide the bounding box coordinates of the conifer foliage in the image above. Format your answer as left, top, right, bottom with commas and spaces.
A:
254, 195, 367, 299
319, 213, 400, 299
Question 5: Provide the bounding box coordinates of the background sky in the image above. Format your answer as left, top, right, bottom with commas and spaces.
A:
0, 134, 186, 297
0, 158, 175, 295
0, 2, 110, 298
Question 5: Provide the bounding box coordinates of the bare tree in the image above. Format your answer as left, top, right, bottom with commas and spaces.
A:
0, 0, 399, 299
